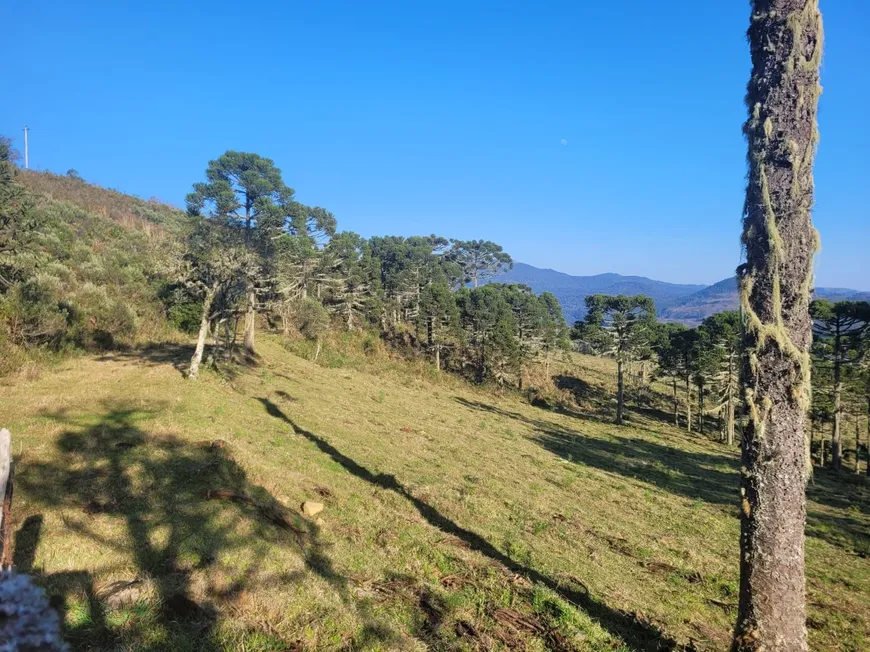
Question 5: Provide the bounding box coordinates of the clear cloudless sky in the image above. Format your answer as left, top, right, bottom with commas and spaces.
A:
2, 1, 867, 288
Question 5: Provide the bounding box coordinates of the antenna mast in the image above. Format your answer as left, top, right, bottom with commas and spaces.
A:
22, 126, 29, 169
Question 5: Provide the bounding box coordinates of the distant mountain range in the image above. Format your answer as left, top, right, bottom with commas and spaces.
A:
659, 277, 870, 325
491, 263, 869, 326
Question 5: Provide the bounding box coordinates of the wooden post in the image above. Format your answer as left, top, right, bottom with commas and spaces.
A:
0, 428, 13, 569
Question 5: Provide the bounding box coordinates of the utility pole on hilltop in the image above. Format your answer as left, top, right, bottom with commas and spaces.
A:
22, 126, 29, 169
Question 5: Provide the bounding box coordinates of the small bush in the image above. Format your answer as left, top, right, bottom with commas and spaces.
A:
167, 300, 203, 335
1, 274, 69, 346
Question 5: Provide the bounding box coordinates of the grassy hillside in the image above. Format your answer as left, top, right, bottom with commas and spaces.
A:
18, 170, 191, 235
1, 171, 191, 374
2, 336, 867, 651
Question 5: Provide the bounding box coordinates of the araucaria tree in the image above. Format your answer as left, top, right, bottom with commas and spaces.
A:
702, 311, 742, 446
447, 239, 512, 288
418, 282, 460, 370
577, 294, 656, 425
186, 151, 294, 354
809, 299, 870, 470
733, 1, 823, 650
654, 322, 689, 428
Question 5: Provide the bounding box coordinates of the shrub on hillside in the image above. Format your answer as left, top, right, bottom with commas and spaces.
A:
0, 274, 69, 346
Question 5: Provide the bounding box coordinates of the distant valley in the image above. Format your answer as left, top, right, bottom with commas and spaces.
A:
492, 263, 869, 325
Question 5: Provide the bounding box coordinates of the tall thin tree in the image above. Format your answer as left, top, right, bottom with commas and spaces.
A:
575, 294, 656, 426
733, 1, 823, 650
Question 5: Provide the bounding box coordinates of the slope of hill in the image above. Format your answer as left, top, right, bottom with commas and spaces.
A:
18, 169, 191, 235
491, 263, 705, 323
660, 276, 870, 325
0, 171, 192, 374
2, 335, 867, 651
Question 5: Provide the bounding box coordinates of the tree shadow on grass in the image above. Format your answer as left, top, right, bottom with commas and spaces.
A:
456, 396, 870, 559
257, 397, 683, 652
95, 342, 257, 380
553, 374, 613, 416
15, 401, 394, 651
455, 396, 740, 507
551, 373, 668, 430
805, 469, 870, 557
94, 342, 195, 376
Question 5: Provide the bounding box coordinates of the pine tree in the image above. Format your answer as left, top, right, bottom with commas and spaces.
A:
654, 322, 689, 428
809, 300, 870, 470
186, 151, 294, 354
418, 282, 460, 370
446, 239, 512, 288
576, 294, 656, 425
701, 311, 742, 445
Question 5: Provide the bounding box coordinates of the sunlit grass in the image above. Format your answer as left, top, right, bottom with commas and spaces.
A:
1, 334, 867, 650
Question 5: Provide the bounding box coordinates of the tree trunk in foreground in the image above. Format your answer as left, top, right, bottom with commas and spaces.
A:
616, 359, 625, 425
244, 289, 256, 354
189, 287, 216, 379
733, 2, 822, 651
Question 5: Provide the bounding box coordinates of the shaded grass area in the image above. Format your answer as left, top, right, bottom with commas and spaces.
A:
2, 335, 869, 650
13, 404, 381, 650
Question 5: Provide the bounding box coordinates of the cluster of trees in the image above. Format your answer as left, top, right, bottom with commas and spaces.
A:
809, 300, 870, 471
178, 151, 569, 383
573, 293, 870, 474
0, 141, 568, 386
572, 294, 742, 438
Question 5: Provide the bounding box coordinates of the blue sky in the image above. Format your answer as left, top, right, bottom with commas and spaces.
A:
2, 1, 867, 288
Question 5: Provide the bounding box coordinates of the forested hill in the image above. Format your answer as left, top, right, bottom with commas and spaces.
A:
490, 263, 705, 323
660, 276, 870, 325
496, 263, 869, 326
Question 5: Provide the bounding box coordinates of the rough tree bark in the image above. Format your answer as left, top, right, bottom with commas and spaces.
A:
733, 1, 822, 651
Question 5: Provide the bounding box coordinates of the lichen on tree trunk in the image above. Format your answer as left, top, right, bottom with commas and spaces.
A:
733, 1, 822, 651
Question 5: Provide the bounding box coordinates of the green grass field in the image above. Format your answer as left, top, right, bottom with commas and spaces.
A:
2, 336, 868, 651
